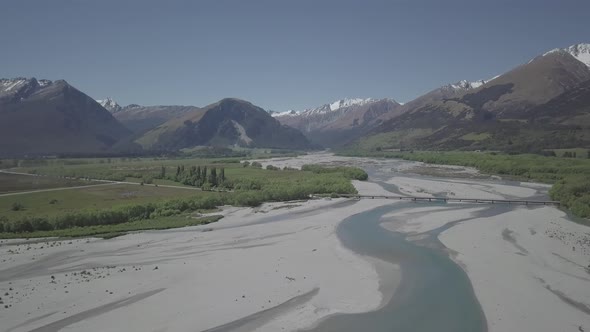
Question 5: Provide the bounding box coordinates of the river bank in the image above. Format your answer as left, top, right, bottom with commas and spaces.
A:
0, 181, 394, 332
1, 153, 589, 331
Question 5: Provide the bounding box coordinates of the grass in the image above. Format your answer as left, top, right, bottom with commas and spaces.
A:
0, 215, 223, 239
0, 156, 363, 237
0, 172, 99, 194
350, 129, 434, 151
0, 183, 204, 220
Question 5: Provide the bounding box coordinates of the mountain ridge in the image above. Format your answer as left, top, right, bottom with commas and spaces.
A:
0, 77, 132, 156
136, 98, 314, 150
353, 43, 590, 152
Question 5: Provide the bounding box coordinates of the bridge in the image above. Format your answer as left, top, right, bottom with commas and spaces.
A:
317, 194, 560, 206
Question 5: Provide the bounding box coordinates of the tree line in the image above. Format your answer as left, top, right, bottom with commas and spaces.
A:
170, 165, 226, 189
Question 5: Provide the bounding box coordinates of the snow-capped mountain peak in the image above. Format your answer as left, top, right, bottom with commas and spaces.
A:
443, 77, 495, 91
564, 43, 590, 67
445, 79, 487, 91
273, 97, 393, 119
0, 77, 52, 99
543, 43, 590, 67
329, 98, 376, 111
270, 110, 298, 117
96, 97, 122, 113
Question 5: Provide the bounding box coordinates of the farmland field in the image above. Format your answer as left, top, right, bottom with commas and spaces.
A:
0, 156, 364, 238
0, 172, 99, 194
0, 183, 205, 220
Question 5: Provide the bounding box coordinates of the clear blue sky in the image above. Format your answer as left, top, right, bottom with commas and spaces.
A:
1, 0, 588, 111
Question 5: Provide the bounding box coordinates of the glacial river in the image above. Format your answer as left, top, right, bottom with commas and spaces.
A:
303, 165, 491, 332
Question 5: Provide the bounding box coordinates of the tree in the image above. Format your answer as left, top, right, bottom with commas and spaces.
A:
160, 166, 166, 179
202, 166, 207, 182
218, 168, 225, 185
210, 168, 218, 187
587, 150, 590, 159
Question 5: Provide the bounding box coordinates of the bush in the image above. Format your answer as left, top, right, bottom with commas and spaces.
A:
301, 164, 368, 181
11, 202, 24, 211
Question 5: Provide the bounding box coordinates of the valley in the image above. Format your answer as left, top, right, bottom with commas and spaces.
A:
1, 153, 589, 332
1, 11, 590, 330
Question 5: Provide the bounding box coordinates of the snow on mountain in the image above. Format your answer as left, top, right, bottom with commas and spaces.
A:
329, 98, 376, 111
37, 79, 52, 87
274, 98, 383, 118
562, 43, 590, 67
270, 110, 298, 117
0, 78, 29, 93
542, 43, 590, 67
447, 79, 487, 91
0, 77, 52, 99
96, 97, 122, 113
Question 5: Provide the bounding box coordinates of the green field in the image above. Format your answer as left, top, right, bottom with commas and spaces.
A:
0, 156, 366, 238
0, 183, 204, 220
0, 172, 99, 194
338, 149, 590, 220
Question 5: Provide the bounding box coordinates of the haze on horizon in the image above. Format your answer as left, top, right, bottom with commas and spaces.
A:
1, 0, 588, 111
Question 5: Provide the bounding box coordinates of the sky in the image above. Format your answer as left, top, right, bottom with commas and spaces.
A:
1, 0, 589, 111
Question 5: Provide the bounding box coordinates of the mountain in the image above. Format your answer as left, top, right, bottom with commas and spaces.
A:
274, 98, 403, 147
0, 78, 132, 156
544, 43, 590, 67
355, 43, 590, 152
445, 79, 489, 91
111, 104, 199, 135
96, 97, 122, 113
136, 98, 314, 150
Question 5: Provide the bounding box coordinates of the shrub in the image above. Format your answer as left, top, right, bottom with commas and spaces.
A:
11, 202, 24, 211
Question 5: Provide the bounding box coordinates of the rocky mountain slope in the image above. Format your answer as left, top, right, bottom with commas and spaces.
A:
0, 78, 132, 156
110, 104, 199, 135
136, 98, 314, 150
274, 98, 403, 147
354, 43, 590, 152
96, 98, 122, 113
